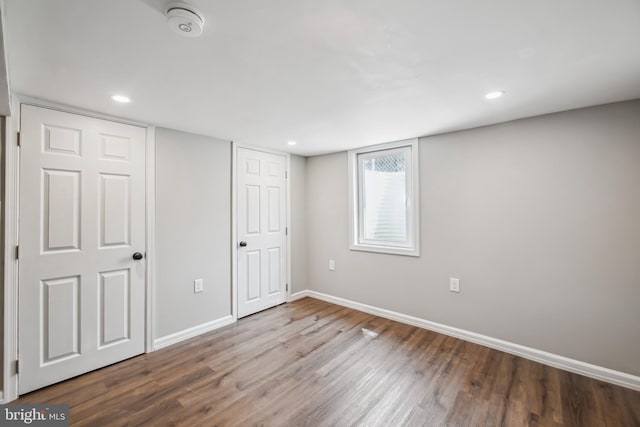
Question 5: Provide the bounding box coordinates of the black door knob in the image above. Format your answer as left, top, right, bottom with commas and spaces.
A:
132, 252, 144, 260
239, 241, 248, 247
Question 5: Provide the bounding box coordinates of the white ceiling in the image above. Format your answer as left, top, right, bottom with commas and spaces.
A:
4, 0, 640, 155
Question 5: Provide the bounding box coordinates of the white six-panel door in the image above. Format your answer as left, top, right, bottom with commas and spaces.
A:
237, 148, 287, 318
18, 105, 146, 394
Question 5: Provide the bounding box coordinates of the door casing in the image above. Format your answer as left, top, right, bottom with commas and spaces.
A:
1, 95, 156, 402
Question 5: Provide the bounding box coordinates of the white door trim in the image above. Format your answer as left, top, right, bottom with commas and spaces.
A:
16, 95, 151, 128
145, 127, 156, 352
2, 94, 20, 403
231, 143, 291, 320
1, 95, 156, 402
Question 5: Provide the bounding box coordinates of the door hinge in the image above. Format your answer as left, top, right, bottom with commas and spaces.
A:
17, 131, 21, 147
285, 227, 288, 236
285, 170, 288, 179
15, 360, 19, 374
286, 283, 289, 291
15, 245, 19, 260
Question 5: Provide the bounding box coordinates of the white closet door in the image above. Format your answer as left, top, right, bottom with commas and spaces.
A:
237, 148, 287, 318
18, 105, 146, 394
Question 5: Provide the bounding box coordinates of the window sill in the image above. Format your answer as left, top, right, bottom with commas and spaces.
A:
349, 243, 420, 257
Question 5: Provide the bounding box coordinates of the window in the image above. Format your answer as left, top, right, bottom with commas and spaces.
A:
348, 139, 420, 256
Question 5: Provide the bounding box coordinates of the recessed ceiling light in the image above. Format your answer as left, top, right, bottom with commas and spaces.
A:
485, 91, 505, 100
288, 141, 297, 146
111, 94, 131, 103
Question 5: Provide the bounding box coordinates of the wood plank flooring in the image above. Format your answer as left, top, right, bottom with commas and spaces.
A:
16, 297, 640, 426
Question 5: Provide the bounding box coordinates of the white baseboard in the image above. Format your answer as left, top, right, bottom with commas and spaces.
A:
288, 290, 311, 302
153, 315, 235, 350
297, 290, 640, 391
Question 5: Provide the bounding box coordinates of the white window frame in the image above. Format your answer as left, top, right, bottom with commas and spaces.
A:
348, 138, 420, 257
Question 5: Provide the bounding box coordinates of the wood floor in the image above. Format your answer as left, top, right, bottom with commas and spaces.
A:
17, 297, 640, 426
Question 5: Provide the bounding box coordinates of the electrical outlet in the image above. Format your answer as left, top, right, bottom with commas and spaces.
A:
449, 278, 460, 293
194, 278, 204, 293
329, 260, 335, 271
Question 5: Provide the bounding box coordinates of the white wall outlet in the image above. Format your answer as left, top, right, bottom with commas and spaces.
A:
194, 278, 204, 293
329, 260, 335, 271
449, 278, 460, 293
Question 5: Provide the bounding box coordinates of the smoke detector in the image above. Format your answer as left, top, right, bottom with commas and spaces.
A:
166, 3, 205, 37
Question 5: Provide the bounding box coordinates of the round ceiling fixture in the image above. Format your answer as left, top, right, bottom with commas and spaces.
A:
166, 3, 205, 37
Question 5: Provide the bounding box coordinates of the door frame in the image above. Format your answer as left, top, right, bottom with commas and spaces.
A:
231, 143, 291, 320
2, 94, 156, 402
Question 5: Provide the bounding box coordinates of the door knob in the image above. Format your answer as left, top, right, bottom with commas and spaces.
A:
239, 241, 248, 247
132, 252, 144, 260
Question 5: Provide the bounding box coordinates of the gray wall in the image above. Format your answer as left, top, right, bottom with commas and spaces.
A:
155, 128, 231, 339
305, 100, 640, 376
0, 7, 11, 116
290, 155, 308, 293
